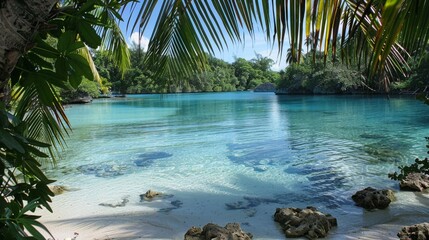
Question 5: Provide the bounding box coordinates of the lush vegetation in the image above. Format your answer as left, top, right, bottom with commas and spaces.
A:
1, 0, 429, 239
92, 48, 279, 94
0, 1, 129, 238
277, 51, 363, 94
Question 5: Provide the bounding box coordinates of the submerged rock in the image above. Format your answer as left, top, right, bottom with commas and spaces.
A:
77, 163, 130, 177
400, 173, 429, 191
398, 222, 429, 240
134, 152, 173, 167
274, 206, 337, 239
359, 133, 385, 139
184, 223, 252, 240
351, 187, 395, 210
99, 196, 129, 208
159, 200, 183, 212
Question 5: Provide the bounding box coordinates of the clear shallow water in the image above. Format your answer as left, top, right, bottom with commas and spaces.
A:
45, 92, 429, 239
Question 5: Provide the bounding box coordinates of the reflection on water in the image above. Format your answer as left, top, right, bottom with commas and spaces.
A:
46, 92, 429, 239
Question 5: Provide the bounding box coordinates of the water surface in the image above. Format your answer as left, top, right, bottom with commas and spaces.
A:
45, 92, 429, 239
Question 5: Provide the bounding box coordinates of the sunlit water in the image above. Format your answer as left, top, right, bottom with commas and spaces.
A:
44, 92, 429, 239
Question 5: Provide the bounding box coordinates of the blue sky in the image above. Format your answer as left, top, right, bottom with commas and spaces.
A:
118, 4, 288, 71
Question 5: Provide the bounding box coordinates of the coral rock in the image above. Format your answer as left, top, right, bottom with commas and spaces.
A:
351, 187, 395, 210
398, 222, 429, 240
400, 173, 429, 192
142, 189, 162, 201
184, 223, 252, 240
274, 206, 337, 239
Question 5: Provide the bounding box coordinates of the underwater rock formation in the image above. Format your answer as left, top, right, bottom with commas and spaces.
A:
134, 152, 173, 167
77, 163, 130, 177
351, 187, 395, 210
274, 206, 337, 239
184, 223, 252, 240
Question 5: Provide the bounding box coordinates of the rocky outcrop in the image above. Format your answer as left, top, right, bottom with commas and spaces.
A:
351, 187, 395, 210
398, 222, 429, 240
400, 173, 429, 191
254, 83, 276, 92
274, 207, 337, 239
184, 223, 252, 240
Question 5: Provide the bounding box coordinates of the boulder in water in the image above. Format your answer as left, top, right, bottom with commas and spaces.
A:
141, 189, 162, 201
351, 187, 395, 210
184, 223, 252, 240
400, 172, 429, 191
274, 206, 337, 239
398, 222, 429, 240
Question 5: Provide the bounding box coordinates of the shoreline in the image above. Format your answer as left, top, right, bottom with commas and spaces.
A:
40, 188, 429, 240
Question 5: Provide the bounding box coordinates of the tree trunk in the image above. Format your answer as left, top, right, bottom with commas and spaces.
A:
0, 0, 57, 104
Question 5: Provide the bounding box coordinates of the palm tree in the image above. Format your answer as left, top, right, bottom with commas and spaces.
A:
286, 45, 303, 64
132, 0, 429, 91
0, 1, 130, 238
0, 1, 57, 103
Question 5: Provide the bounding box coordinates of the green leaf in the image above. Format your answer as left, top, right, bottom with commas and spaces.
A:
55, 57, 69, 79
68, 71, 83, 89
68, 53, 94, 81
57, 31, 77, 53
32, 40, 60, 59
77, 21, 102, 48
66, 41, 85, 53
0, 129, 25, 153
26, 53, 53, 69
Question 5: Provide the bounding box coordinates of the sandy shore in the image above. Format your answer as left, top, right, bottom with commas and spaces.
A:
39, 187, 429, 240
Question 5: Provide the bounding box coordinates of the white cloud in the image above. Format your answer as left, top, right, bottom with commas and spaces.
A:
130, 32, 150, 50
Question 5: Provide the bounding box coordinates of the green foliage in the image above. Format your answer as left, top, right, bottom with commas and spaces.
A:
95, 49, 279, 94
2, 0, 131, 238
0, 104, 55, 239
277, 51, 363, 94
61, 79, 100, 104
389, 137, 429, 181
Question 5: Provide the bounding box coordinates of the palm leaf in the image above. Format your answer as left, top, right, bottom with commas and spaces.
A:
134, 0, 429, 90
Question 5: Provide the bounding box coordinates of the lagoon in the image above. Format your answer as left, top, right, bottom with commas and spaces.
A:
42, 92, 429, 239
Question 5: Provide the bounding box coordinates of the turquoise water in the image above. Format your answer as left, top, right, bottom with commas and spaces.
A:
46, 92, 429, 239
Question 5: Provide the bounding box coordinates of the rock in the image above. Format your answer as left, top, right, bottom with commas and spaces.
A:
184, 223, 252, 240
351, 187, 395, 210
48, 185, 69, 195
400, 173, 429, 191
398, 222, 429, 240
141, 189, 162, 201
254, 82, 276, 92
274, 207, 337, 239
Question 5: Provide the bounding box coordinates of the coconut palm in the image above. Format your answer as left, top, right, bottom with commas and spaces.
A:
133, 0, 429, 90
0, 1, 130, 238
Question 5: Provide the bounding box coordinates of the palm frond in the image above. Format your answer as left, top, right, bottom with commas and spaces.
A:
135, 0, 429, 90
93, 2, 131, 74
13, 75, 70, 163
